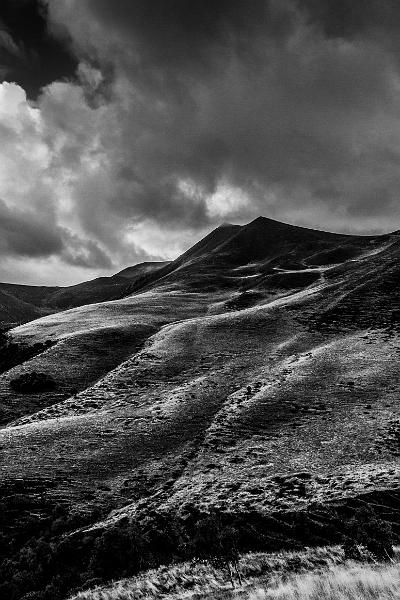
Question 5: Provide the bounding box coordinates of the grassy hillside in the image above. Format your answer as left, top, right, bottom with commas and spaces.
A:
1, 217, 400, 599
0, 262, 168, 328
0, 285, 55, 327
69, 547, 400, 600
249, 563, 400, 600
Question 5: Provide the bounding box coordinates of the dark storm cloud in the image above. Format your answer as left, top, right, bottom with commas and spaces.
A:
297, 0, 400, 40
0, 197, 113, 271
46, 0, 400, 231
0, 0, 77, 98
85, 0, 295, 68
0, 198, 62, 258
60, 231, 114, 269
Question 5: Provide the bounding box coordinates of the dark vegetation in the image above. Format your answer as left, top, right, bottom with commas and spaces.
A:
342, 507, 394, 561
0, 499, 396, 600
192, 512, 242, 585
0, 329, 55, 377
10, 372, 56, 394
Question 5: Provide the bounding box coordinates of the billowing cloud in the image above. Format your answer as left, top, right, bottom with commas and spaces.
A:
43, 1, 400, 229
0, 198, 62, 257
0, 81, 118, 284
2, 1, 400, 284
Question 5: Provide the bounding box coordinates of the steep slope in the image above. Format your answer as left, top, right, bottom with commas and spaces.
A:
115, 261, 170, 279
1, 217, 400, 598
123, 222, 243, 293
126, 217, 381, 294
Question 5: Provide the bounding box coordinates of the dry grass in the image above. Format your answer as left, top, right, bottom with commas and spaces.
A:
70, 546, 344, 600
249, 563, 400, 600
70, 548, 400, 600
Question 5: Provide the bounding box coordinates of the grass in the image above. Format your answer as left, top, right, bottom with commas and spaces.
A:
70, 546, 345, 599
69, 548, 400, 600
249, 563, 400, 599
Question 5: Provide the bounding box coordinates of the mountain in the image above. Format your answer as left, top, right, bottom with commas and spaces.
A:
133, 216, 379, 293
1, 216, 400, 597
0, 217, 381, 328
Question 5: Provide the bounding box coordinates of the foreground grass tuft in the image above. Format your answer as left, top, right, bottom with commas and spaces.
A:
250, 563, 400, 600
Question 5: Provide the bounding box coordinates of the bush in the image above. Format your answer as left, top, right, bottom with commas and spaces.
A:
342, 507, 394, 561
192, 513, 242, 585
0, 336, 54, 377
88, 524, 145, 579
10, 372, 56, 394
0, 503, 396, 600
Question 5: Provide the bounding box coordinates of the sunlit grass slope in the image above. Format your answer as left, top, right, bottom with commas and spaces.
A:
70, 546, 344, 600
249, 563, 400, 600
70, 548, 400, 600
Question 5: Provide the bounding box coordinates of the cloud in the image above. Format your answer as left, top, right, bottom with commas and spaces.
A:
3, 1, 400, 284
42, 1, 400, 231
297, 0, 400, 41
0, 197, 62, 257
0, 81, 122, 283
0, 29, 24, 58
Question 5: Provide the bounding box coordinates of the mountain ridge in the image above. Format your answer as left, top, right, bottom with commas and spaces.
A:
0, 216, 395, 330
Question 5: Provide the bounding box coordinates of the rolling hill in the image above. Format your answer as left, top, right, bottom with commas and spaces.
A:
1, 216, 400, 598
0, 261, 169, 329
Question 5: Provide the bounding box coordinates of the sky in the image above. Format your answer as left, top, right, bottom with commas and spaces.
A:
1, 1, 400, 285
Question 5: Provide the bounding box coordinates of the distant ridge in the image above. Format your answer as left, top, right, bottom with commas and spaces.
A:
116, 261, 170, 279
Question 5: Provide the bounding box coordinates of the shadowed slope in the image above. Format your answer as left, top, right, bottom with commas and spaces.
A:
115, 261, 170, 279
130, 217, 382, 293
0, 286, 53, 327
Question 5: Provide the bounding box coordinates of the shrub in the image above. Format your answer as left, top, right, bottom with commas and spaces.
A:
342, 507, 394, 561
192, 513, 242, 585
0, 329, 8, 346
88, 525, 145, 580
0, 336, 54, 377
10, 372, 56, 394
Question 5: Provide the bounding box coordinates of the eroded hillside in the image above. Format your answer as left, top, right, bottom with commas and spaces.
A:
0, 217, 400, 583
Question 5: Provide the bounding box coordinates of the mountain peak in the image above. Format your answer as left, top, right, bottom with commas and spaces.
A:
249, 215, 271, 223
246, 215, 293, 230
217, 221, 235, 229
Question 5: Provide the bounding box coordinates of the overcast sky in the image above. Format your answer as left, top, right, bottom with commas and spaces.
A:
1, 1, 400, 285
